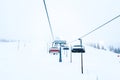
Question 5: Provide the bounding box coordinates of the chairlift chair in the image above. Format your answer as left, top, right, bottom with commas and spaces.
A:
63, 46, 69, 50
49, 47, 60, 53
71, 45, 85, 53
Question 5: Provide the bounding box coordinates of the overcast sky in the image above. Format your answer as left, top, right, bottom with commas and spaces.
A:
0, 0, 120, 46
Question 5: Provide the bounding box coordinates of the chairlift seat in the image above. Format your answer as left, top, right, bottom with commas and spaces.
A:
49, 47, 60, 53
63, 47, 69, 50
71, 45, 85, 53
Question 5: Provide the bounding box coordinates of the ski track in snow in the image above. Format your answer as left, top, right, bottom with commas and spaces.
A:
0, 41, 120, 80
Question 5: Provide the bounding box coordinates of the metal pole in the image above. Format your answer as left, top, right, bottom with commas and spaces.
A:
79, 38, 82, 46
59, 44, 62, 62
70, 51, 72, 63
81, 53, 83, 74
79, 38, 83, 74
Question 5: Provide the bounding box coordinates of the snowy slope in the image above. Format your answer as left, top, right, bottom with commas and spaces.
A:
0, 41, 120, 80
84, 46, 120, 80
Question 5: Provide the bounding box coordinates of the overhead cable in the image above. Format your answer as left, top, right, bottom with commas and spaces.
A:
69, 14, 120, 44
43, 0, 54, 40
79, 15, 120, 39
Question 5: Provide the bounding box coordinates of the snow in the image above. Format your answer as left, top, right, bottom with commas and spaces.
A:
0, 41, 120, 80
0, 0, 120, 80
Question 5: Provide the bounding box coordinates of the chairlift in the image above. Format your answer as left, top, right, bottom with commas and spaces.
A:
49, 47, 60, 53
71, 45, 85, 53
53, 40, 66, 44
63, 46, 69, 50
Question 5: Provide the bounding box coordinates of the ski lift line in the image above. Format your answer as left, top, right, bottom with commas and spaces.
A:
68, 14, 120, 44
80, 14, 120, 39
43, 0, 54, 40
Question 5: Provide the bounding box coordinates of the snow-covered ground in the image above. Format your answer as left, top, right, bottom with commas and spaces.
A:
0, 41, 120, 80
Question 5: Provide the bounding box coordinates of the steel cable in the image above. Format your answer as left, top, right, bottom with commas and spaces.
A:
43, 0, 54, 41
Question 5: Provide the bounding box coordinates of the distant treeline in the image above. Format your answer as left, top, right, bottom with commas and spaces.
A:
0, 39, 17, 42
88, 43, 120, 54
109, 45, 120, 54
